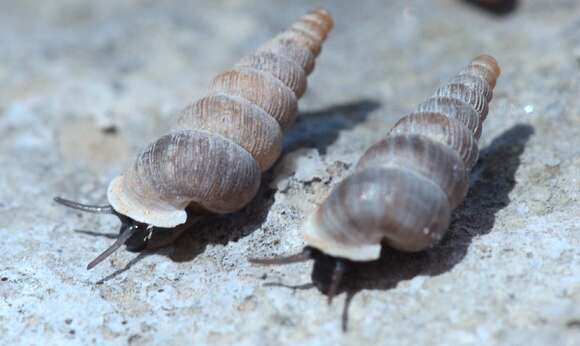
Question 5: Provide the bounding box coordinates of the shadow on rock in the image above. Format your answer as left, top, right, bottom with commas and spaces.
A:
166, 171, 278, 263
285, 99, 381, 154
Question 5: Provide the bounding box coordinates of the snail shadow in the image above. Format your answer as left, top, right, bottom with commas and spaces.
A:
308, 124, 534, 329
461, 0, 519, 16
95, 99, 382, 280
284, 99, 381, 154
167, 171, 278, 263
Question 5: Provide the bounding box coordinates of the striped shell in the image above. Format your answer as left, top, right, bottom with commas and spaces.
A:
303, 55, 500, 261
107, 9, 333, 228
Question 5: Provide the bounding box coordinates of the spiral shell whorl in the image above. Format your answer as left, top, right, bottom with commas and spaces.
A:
304, 55, 500, 261
107, 10, 332, 228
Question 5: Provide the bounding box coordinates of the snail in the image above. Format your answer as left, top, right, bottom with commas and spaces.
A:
54, 9, 334, 270
250, 55, 501, 327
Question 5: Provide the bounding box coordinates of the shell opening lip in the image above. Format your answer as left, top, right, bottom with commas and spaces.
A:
107, 176, 188, 229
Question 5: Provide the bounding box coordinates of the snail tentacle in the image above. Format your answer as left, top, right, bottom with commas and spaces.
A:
86, 224, 139, 270
53, 197, 114, 214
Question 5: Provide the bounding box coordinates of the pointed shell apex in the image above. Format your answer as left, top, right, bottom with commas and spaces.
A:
107, 176, 187, 228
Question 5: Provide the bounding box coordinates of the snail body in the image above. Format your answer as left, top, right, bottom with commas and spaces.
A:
55, 9, 333, 269
303, 55, 500, 261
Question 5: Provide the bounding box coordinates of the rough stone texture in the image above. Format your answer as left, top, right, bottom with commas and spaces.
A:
1, 1, 579, 345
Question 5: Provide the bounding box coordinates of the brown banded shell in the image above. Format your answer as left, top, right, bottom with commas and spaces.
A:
356, 134, 469, 209
417, 96, 482, 139
434, 83, 489, 123
236, 52, 307, 98
258, 39, 316, 76
449, 74, 493, 102
303, 55, 500, 261
177, 94, 283, 171
209, 67, 298, 130
471, 54, 501, 79
107, 9, 333, 228
390, 112, 479, 169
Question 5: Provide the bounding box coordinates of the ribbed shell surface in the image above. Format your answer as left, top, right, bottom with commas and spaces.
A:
304, 55, 500, 261
108, 9, 333, 228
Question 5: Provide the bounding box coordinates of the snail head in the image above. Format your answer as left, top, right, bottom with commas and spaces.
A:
54, 197, 157, 270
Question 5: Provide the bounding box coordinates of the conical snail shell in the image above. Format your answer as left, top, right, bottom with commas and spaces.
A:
107, 9, 333, 228
303, 55, 500, 261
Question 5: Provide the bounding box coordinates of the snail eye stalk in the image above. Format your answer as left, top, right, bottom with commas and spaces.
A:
86, 224, 140, 270
53, 197, 114, 214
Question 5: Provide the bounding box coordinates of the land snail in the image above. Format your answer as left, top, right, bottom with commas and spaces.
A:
54, 9, 334, 270
250, 55, 501, 330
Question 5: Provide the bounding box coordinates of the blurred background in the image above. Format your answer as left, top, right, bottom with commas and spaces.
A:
0, 1, 579, 345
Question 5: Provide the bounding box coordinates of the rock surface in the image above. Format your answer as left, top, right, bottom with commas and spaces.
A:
0, 1, 579, 345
